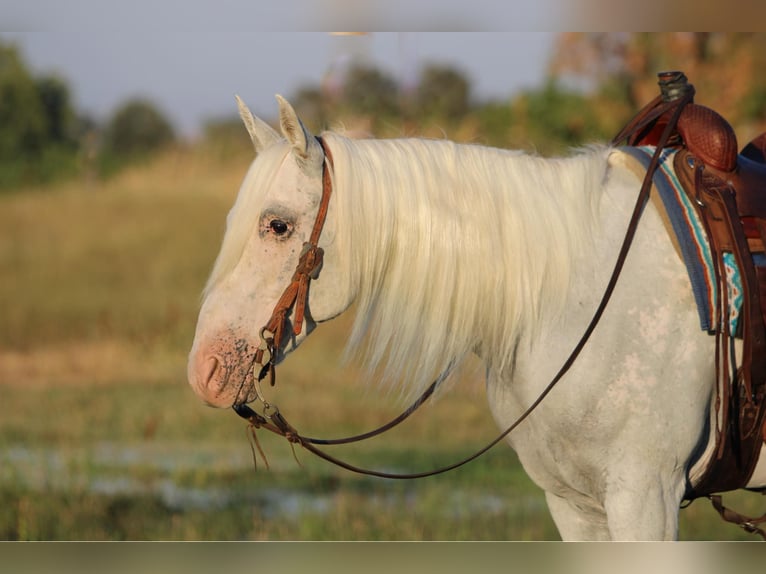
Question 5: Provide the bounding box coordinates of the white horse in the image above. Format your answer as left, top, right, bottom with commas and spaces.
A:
188, 95, 766, 540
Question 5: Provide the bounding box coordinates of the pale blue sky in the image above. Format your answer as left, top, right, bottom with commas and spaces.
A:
0, 30, 557, 138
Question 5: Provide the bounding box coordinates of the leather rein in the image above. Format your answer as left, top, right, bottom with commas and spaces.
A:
232, 85, 695, 479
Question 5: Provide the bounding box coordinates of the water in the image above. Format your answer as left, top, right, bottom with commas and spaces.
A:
1, 442, 538, 520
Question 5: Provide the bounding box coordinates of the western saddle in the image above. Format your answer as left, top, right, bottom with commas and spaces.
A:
623, 71, 766, 534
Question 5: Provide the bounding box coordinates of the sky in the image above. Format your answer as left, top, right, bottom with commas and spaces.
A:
0, 28, 557, 138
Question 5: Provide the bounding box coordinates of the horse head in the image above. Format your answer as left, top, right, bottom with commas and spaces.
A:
187, 96, 353, 408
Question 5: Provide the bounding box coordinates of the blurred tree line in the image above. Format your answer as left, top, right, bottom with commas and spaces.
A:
0, 40, 174, 191
211, 33, 766, 158
4, 33, 766, 192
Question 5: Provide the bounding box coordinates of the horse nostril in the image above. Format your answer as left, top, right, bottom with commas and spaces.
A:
202, 356, 221, 387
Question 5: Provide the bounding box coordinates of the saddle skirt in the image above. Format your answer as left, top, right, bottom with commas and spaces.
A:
616, 146, 746, 335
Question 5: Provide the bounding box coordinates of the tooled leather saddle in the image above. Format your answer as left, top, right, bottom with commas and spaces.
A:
629, 73, 766, 502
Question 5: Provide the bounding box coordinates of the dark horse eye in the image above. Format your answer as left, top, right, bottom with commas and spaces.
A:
269, 219, 289, 235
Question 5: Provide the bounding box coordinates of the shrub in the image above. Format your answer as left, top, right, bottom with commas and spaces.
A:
99, 99, 175, 174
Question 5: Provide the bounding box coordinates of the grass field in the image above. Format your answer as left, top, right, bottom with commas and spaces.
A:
1, 143, 764, 540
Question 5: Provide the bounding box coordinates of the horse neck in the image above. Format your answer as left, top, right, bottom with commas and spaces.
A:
327, 134, 609, 397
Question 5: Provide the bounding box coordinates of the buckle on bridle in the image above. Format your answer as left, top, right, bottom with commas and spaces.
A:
255, 327, 274, 365
296, 242, 324, 280
253, 326, 276, 386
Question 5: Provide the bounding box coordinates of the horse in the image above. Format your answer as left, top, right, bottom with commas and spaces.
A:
187, 94, 766, 540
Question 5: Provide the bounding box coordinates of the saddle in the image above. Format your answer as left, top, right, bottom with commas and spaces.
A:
630, 78, 766, 498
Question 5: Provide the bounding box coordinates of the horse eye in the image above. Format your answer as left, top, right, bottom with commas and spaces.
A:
259, 212, 294, 240
269, 219, 289, 235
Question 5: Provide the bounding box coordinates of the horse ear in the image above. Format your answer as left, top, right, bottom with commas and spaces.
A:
275, 94, 324, 173
235, 95, 279, 153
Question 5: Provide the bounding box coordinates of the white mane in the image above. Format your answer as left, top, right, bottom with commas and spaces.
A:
210, 132, 613, 400
322, 134, 611, 399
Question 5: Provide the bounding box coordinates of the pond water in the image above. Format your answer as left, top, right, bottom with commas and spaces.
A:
1, 442, 544, 520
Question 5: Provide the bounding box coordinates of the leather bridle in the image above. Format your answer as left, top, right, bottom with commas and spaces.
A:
231, 80, 697, 480
249, 137, 334, 390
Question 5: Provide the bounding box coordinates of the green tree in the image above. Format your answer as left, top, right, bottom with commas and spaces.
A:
414, 64, 471, 121
0, 42, 46, 187
473, 101, 515, 148
100, 99, 175, 171
525, 81, 607, 147
35, 75, 77, 145
489, 81, 613, 155
341, 64, 400, 117
0, 41, 81, 189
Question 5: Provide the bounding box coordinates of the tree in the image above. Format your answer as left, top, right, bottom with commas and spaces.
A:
0, 44, 45, 165
35, 75, 77, 145
341, 64, 400, 117
0, 41, 80, 189
414, 64, 471, 121
100, 99, 175, 167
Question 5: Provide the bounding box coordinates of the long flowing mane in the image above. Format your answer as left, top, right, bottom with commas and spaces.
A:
322, 134, 612, 398
209, 132, 614, 399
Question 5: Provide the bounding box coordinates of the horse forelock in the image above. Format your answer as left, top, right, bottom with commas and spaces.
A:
323, 133, 611, 400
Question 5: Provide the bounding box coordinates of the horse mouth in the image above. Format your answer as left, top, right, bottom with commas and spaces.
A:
231, 353, 262, 407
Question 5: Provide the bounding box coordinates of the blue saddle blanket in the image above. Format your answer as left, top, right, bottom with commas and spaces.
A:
621, 146, 743, 333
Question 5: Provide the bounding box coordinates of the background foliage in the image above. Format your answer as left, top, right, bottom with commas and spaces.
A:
0, 43, 81, 188
4, 33, 766, 193
2, 33, 766, 541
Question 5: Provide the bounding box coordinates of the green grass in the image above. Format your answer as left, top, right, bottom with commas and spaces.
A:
0, 353, 557, 540
1, 145, 764, 540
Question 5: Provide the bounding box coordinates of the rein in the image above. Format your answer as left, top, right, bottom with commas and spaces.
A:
232, 77, 696, 479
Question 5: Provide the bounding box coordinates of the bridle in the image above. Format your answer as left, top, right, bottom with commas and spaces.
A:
248, 137, 334, 390
232, 80, 696, 479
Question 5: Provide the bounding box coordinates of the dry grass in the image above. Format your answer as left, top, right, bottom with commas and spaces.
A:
0, 144, 244, 352
0, 340, 178, 388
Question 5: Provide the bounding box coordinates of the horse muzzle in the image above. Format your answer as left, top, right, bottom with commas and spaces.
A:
187, 336, 259, 408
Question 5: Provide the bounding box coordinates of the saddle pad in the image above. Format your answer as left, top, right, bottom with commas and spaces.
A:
617, 146, 742, 333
